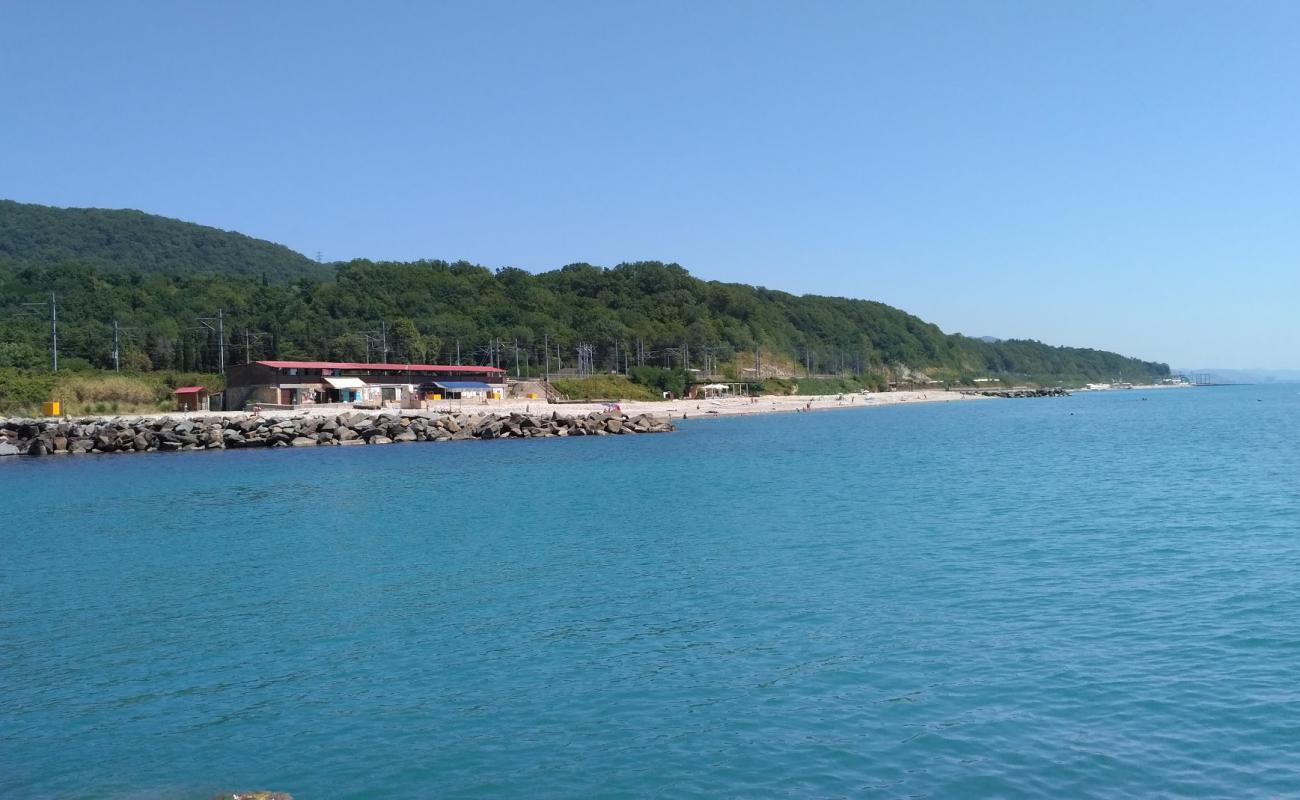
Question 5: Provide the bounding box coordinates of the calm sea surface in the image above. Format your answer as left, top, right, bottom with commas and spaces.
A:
4, 386, 1300, 798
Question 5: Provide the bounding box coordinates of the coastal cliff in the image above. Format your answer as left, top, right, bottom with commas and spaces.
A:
0, 409, 674, 458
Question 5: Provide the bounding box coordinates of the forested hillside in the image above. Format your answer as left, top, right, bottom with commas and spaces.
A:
0, 201, 1170, 386
0, 200, 328, 282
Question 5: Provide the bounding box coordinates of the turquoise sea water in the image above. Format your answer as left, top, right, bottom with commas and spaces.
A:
4, 386, 1300, 798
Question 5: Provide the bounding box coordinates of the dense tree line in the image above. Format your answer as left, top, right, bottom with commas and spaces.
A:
0, 200, 329, 282
0, 255, 1169, 384
0, 200, 1169, 384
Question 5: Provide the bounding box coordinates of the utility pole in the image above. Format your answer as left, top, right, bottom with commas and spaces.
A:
23, 294, 59, 371
196, 310, 227, 374
514, 337, 520, 378
52, 294, 58, 372
543, 332, 549, 380
240, 330, 268, 364
456, 338, 461, 366
112, 319, 121, 372
362, 326, 387, 364
218, 309, 224, 374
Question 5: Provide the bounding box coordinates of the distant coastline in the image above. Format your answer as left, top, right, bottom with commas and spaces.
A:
1, 384, 1192, 460
2, 382, 1200, 459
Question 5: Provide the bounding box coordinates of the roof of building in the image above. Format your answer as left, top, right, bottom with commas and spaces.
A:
172, 386, 207, 394
253, 360, 506, 374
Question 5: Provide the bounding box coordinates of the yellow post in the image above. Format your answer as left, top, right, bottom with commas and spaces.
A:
42, 401, 61, 417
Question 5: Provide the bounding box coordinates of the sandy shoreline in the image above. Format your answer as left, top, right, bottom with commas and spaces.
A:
478, 389, 989, 420
233, 389, 990, 423
25, 384, 1190, 424
437, 383, 1191, 420
13, 389, 986, 424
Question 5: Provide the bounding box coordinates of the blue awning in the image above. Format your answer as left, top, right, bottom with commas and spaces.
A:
433, 381, 493, 390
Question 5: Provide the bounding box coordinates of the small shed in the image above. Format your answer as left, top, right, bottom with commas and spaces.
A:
431, 380, 495, 400
173, 386, 209, 412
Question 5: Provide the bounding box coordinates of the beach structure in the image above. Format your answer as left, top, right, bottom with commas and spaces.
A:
172, 385, 209, 412
697, 382, 739, 398
223, 360, 507, 411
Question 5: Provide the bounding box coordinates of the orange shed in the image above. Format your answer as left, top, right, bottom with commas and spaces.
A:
172, 386, 209, 412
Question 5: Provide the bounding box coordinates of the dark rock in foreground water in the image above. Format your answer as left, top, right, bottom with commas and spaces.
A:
0, 410, 675, 458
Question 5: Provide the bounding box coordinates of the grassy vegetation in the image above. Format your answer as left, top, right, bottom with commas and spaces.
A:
0, 369, 223, 416
550, 375, 662, 401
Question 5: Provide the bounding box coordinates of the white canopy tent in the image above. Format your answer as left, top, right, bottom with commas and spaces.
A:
323, 376, 366, 389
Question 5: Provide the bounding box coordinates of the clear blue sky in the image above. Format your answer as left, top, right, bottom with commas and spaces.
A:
3, 1, 1298, 369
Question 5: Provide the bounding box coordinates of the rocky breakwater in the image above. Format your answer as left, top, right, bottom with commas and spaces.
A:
0, 410, 674, 458
960, 387, 1071, 398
